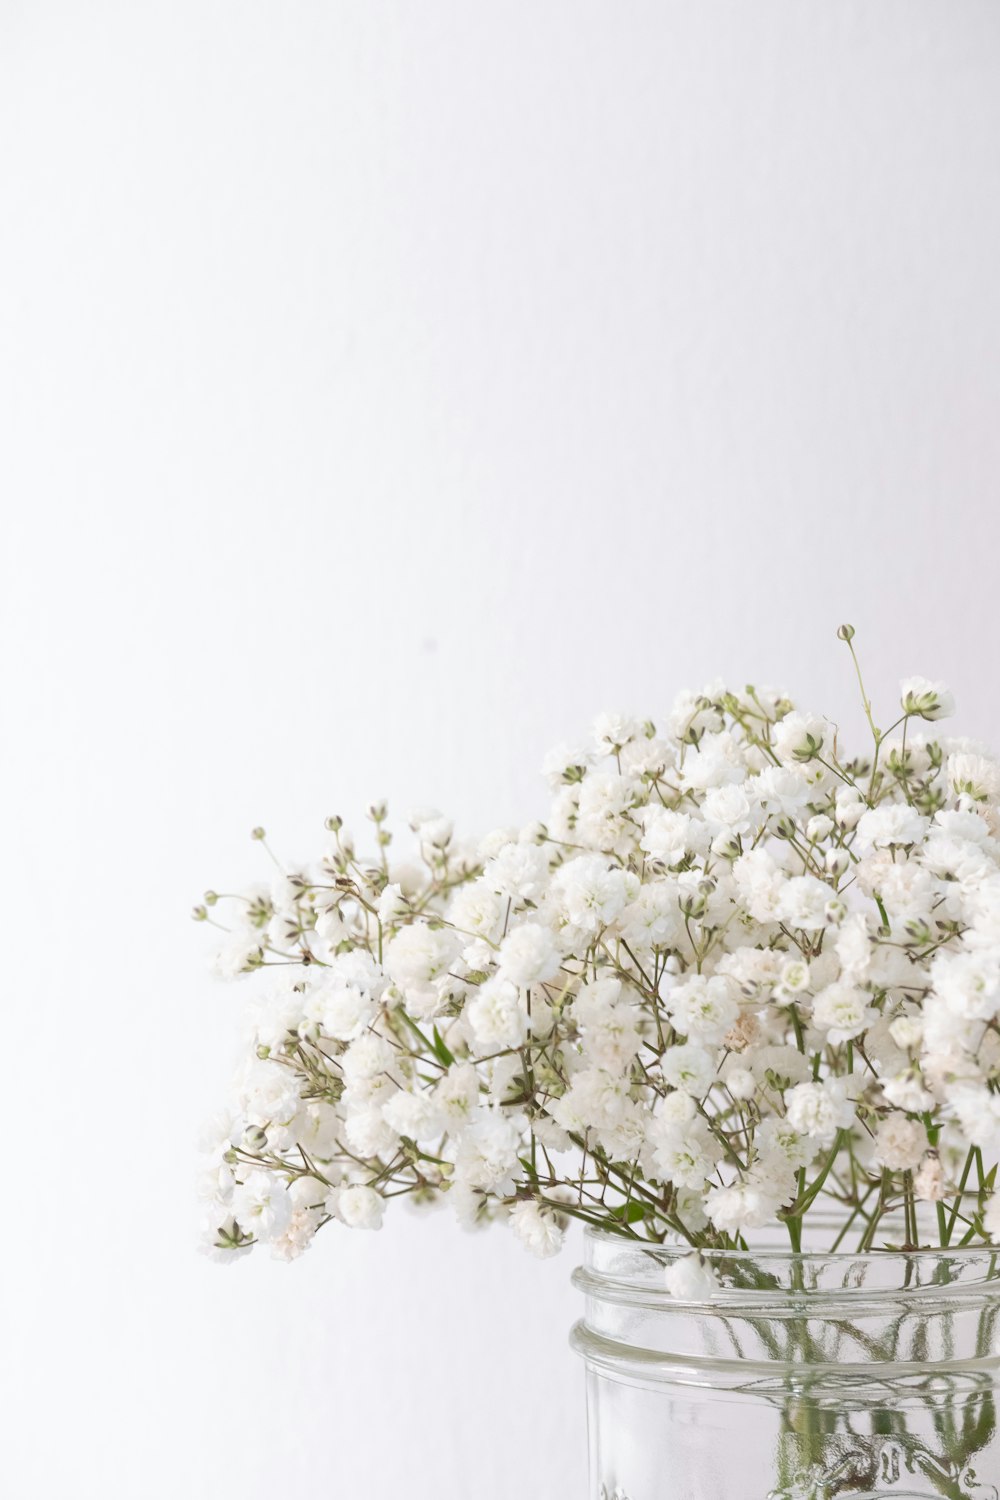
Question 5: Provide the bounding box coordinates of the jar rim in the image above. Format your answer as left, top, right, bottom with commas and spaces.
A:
583, 1222, 997, 1263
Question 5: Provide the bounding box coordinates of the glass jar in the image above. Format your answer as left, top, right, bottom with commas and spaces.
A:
572, 1225, 1000, 1500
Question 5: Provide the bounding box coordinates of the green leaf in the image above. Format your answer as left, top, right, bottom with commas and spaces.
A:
609, 1201, 646, 1224
431, 1026, 455, 1067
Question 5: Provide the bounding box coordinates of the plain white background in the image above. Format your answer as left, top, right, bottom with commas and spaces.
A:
4, 3, 1000, 1496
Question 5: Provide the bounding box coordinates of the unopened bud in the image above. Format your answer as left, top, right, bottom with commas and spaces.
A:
837, 624, 856, 642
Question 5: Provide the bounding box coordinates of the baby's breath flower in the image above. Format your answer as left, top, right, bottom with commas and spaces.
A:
199, 635, 1000, 1263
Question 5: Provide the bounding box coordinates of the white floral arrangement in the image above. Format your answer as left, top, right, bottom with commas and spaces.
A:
198, 629, 1000, 1288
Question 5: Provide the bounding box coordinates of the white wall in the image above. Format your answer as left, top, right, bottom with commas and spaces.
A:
5, 4, 1000, 1496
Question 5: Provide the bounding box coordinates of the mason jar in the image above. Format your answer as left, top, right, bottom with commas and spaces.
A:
572, 1224, 1000, 1500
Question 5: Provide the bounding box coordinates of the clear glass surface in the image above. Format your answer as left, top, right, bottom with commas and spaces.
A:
572, 1224, 1000, 1500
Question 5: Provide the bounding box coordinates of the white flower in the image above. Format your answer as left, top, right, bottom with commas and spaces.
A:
664, 1253, 719, 1300
409, 807, 454, 847
882, 1067, 935, 1114
231, 1170, 292, 1243
573, 981, 643, 1071
344, 1106, 398, 1159
377, 883, 409, 923
778, 958, 811, 995
733, 848, 788, 923
678, 730, 746, 791
725, 1066, 756, 1102
748, 1044, 811, 1092
640, 808, 706, 865
655, 1089, 698, 1126
901, 676, 955, 721
550, 1068, 630, 1134
338, 1185, 385, 1230
666, 974, 739, 1044
433, 1063, 481, 1128
835, 787, 865, 831
447, 879, 506, 944
508, 1200, 565, 1258
306, 973, 375, 1042
551, 854, 629, 932
888, 1015, 924, 1052
754, 766, 814, 818
785, 1079, 855, 1145
483, 842, 551, 902
773, 712, 827, 763
701, 783, 757, 835
382, 1088, 441, 1143
914, 1154, 946, 1202
949, 753, 1000, 803
238, 1060, 301, 1134
199, 1215, 253, 1263
341, 1033, 394, 1082
212, 933, 264, 979
453, 1110, 524, 1196
931, 949, 1000, 1022
592, 712, 640, 753
777, 875, 834, 932
706, 1181, 781, 1234
542, 741, 589, 788
650, 1115, 723, 1189
384, 924, 459, 991
496, 923, 562, 987
872, 1115, 927, 1171
270, 1208, 321, 1262
755, 1116, 815, 1173
466, 977, 527, 1051
576, 771, 642, 852
856, 805, 929, 851
661, 1042, 717, 1098
617, 883, 685, 950
948, 1086, 1000, 1153
811, 981, 876, 1045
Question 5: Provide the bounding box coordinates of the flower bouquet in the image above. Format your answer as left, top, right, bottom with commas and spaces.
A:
197, 628, 1000, 1500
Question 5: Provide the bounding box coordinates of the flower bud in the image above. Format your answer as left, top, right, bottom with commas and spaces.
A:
837, 624, 856, 642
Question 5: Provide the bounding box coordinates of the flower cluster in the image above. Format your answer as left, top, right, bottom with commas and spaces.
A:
198, 631, 1000, 1273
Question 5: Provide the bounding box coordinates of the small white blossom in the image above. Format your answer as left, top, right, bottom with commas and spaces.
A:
496, 923, 562, 987
339, 1185, 385, 1231
901, 676, 955, 721
664, 1253, 720, 1300
872, 1115, 927, 1172
231, 1170, 292, 1243
508, 1200, 566, 1258
786, 1079, 855, 1145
